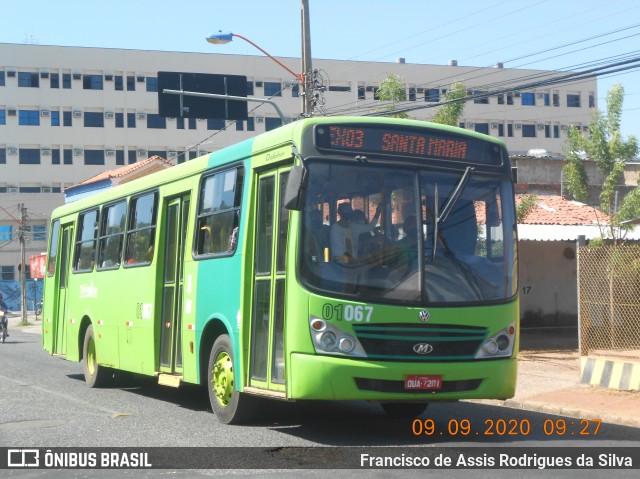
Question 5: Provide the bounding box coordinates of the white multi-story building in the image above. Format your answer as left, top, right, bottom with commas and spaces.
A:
0, 42, 596, 279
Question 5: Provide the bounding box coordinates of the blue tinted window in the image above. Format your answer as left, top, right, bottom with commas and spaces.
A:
207, 119, 225, 130
19, 110, 40, 125
85, 150, 105, 165
51, 111, 60, 126
116, 150, 125, 165
62, 73, 72, 89
127, 113, 136, 128
425, 89, 439, 102
83, 75, 103, 90
115, 76, 123, 91
0, 148, 6, 164
522, 124, 536, 137
146, 114, 166, 129
128, 150, 136, 164
18, 72, 39, 87
265, 117, 282, 131
63, 111, 72, 126
115, 112, 124, 128
0, 109, 5, 125
146, 77, 158, 92
52, 149, 60, 164
0, 226, 13, 241
50, 73, 59, 88
19, 148, 41, 164
127, 76, 135, 91
0, 71, 4, 86
521, 93, 535, 106
264, 82, 282, 96
64, 149, 73, 164
567, 94, 581, 107
84, 112, 104, 127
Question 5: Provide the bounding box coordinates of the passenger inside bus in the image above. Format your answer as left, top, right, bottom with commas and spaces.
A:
330, 202, 380, 263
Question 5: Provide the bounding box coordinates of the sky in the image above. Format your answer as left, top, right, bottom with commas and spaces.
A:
3, 0, 640, 142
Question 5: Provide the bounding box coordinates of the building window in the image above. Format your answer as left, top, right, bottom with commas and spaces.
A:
1, 266, 14, 280
84, 150, 105, 165
497, 94, 504, 105
0, 226, 13, 241
83, 74, 103, 90
19, 110, 40, 126
207, 118, 225, 130
62, 73, 72, 89
188, 118, 197, 130
50, 73, 59, 88
0, 109, 5, 125
127, 76, 135, 91
542, 93, 550, 106
32, 224, 47, 241
148, 150, 167, 159
554, 125, 560, 138
116, 150, 125, 165
246, 117, 255, 131
235, 120, 244, 131
265, 117, 283, 131
522, 124, 536, 137
521, 93, 535, 106
19, 148, 41, 164
589, 94, 595, 108
473, 91, 489, 104
0, 149, 5, 164
291, 83, 299, 98
246, 81, 254, 96
84, 112, 104, 127
567, 94, 581, 108
146, 77, 158, 92
52, 149, 60, 164
115, 75, 123, 91
0, 71, 4, 86
358, 86, 366, 100
264, 82, 282, 97
545, 125, 551, 138
552, 93, 560, 107
508, 124, 514, 137
127, 113, 136, 128
115, 112, 124, 128
51, 111, 60, 126
18, 72, 39, 87
506, 94, 514, 105
128, 150, 136, 164
474, 123, 489, 134
63, 149, 73, 164
498, 124, 505, 137
176, 117, 184, 129
146, 114, 166, 129
425, 89, 439, 102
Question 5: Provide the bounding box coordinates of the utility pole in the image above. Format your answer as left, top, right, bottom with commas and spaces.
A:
18, 203, 28, 325
301, 0, 314, 116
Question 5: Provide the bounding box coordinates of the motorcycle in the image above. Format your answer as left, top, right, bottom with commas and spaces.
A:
0, 309, 7, 343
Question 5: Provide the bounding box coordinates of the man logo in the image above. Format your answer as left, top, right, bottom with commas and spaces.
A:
418, 310, 430, 322
413, 343, 434, 355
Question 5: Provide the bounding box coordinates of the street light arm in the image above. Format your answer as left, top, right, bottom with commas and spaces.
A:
231, 33, 304, 83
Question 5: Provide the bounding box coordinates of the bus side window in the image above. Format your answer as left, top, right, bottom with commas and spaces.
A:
125, 192, 157, 266
73, 209, 98, 272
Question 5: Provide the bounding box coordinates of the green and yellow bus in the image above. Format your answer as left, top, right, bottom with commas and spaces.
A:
43, 117, 518, 424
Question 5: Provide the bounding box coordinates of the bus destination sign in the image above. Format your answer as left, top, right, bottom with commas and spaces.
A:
314, 124, 502, 166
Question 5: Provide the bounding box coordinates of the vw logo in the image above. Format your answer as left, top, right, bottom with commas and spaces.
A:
413, 343, 434, 355
418, 310, 430, 322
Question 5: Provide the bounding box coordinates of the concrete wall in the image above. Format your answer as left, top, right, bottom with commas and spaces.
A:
519, 240, 578, 327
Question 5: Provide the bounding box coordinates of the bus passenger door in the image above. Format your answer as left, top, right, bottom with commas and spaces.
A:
250, 169, 289, 392
159, 194, 190, 375
53, 224, 73, 356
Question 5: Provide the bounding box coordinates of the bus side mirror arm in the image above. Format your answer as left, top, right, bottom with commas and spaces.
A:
284, 165, 307, 211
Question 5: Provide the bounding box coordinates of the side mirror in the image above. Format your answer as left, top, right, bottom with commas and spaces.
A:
284, 165, 307, 211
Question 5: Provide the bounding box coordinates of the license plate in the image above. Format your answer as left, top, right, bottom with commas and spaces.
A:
404, 375, 442, 390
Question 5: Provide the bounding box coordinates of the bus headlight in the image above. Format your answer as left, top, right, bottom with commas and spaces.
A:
476, 323, 516, 359
309, 316, 367, 357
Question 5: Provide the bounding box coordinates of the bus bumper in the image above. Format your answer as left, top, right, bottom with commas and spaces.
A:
288, 353, 517, 401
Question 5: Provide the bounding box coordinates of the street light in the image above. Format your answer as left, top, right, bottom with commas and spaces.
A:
206, 29, 313, 116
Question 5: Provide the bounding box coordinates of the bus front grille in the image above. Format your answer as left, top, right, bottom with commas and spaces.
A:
352, 323, 487, 361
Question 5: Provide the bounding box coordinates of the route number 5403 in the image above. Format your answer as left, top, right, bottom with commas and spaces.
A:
322, 304, 374, 322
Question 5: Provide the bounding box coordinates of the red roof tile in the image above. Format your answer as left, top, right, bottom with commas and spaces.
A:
66, 156, 173, 190
516, 195, 610, 225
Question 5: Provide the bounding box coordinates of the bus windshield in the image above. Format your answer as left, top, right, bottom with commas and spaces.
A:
299, 160, 516, 304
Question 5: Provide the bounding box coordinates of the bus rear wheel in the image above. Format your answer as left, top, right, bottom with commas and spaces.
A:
381, 402, 429, 418
207, 334, 255, 425
82, 325, 113, 387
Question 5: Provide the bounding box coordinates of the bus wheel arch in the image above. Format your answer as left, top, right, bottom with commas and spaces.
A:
80, 320, 113, 388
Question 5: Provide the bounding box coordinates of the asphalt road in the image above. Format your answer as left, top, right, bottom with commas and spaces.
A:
1, 326, 639, 478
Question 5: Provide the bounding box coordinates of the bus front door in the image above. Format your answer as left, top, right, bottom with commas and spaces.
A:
53, 224, 73, 356
159, 195, 190, 376
250, 169, 289, 393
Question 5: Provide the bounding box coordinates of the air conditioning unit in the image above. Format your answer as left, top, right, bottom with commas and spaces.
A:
255, 116, 265, 123
7, 147, 18, 155
40, 71, 50, 79
514, 92, 521, 97
136, 75, 145, 82
8, 187, 18, 193
255, 80, 263, 87
72, 72, 82, 80
537, 124, 546, 130
283, 81, 292, 89
41, 148, 52, 156
137, 149, 148, 157
105, 112, 114, 119
6, 69, 16, 77
105, 149, 116, 157
137, 112, 147, 120
536, 93, 545, 99
515, 124, 522, 130
466, 122, 474, 128
73, 148, 84, 156
104, 74, 113, 81
491, 123, 499, 129
73, 111, 83, 118
7, 109, 16, 116
168, 151, 178, 158
560, 125, 568, 131
41, 110, 51, 117
42, 187, 52, 193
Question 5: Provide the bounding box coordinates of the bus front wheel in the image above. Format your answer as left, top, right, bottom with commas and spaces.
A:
381, 402, 429, 418
82, 325, 113, 388
207, 334, 255, 424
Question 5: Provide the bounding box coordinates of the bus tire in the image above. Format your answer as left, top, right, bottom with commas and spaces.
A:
380, 402, 429, 418
207, 334, 255, 425
82, 325, 113, 388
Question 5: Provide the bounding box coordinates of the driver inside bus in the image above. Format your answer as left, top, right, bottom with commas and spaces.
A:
330, 202, 381, 263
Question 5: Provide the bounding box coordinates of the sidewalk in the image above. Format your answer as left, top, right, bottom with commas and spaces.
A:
8, 316, 640, 428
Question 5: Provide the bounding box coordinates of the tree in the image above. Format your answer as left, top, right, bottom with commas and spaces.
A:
375, 74, 408, 119
561, 84, 639, 242
432, 81, 466, 126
